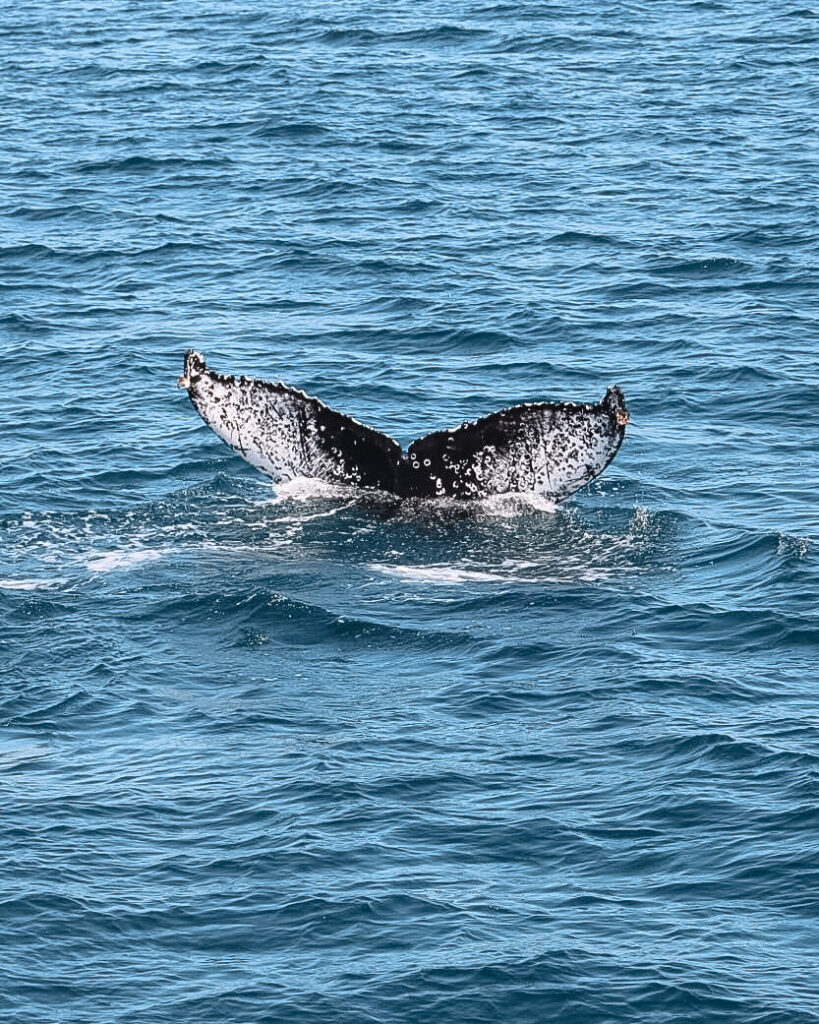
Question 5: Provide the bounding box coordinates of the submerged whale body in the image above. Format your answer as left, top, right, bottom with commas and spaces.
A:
178, 351, 628, 503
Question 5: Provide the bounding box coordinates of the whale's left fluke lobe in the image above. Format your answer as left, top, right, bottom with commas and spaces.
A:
179, 351, 628, 502
178, 350, 404, 489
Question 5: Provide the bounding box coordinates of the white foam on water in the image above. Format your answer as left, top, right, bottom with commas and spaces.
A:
477, 491, 558, 517
266, 476, 355, 503
263, 476, 561, 517
276, 501, 358, 525
369, 563, 515, 584
777, 533, 812, 559
85, 549, 165, 573
370, 559, 647, 587
197, 536, 294, 555
0, 578, 66, 590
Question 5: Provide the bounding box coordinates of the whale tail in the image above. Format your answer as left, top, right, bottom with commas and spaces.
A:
179, 351, 627, 502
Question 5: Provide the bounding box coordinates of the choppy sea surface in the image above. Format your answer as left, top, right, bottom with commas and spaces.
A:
2, 2, 818, 1022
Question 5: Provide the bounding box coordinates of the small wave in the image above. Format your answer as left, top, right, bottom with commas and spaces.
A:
490, 33, 587, 54
4, 202, 90, 221
392, 198, 442, 213
431, 682, 556, 717
0, 312, 52, 333
190, 58, 266, 74
715, 226, 813, 247
140, 589, 475, 652
321, 25, 489, 46
251, 121, 332, 139
0, 242, 55, 258
548, 230, 629, 247
444, 327, 521, 352
645, 255, 751, 276
74, 155, 230, 174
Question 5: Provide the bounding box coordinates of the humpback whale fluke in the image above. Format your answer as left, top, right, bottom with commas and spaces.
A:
178, 351, 628, 503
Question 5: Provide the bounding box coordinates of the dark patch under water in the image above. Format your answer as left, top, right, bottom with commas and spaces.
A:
1, 2, 818, 1022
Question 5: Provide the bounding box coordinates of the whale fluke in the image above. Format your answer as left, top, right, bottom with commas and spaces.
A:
178, 351, 628, 503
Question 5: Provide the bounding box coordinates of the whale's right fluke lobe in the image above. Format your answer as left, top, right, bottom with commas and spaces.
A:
403, 388, 628, 502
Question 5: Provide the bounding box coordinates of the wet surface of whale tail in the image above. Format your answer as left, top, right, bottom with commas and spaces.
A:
178, 351, 628, 503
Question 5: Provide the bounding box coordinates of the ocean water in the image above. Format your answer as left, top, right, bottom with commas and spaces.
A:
2, 1, 818, 1021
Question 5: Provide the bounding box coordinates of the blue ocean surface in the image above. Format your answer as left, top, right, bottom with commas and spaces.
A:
2, 2, 818, 1021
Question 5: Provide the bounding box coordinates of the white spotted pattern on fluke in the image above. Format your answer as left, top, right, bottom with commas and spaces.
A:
179, 351, 628, 503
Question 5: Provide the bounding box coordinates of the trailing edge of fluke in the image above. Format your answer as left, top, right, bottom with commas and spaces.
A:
178, 350, 628, 503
